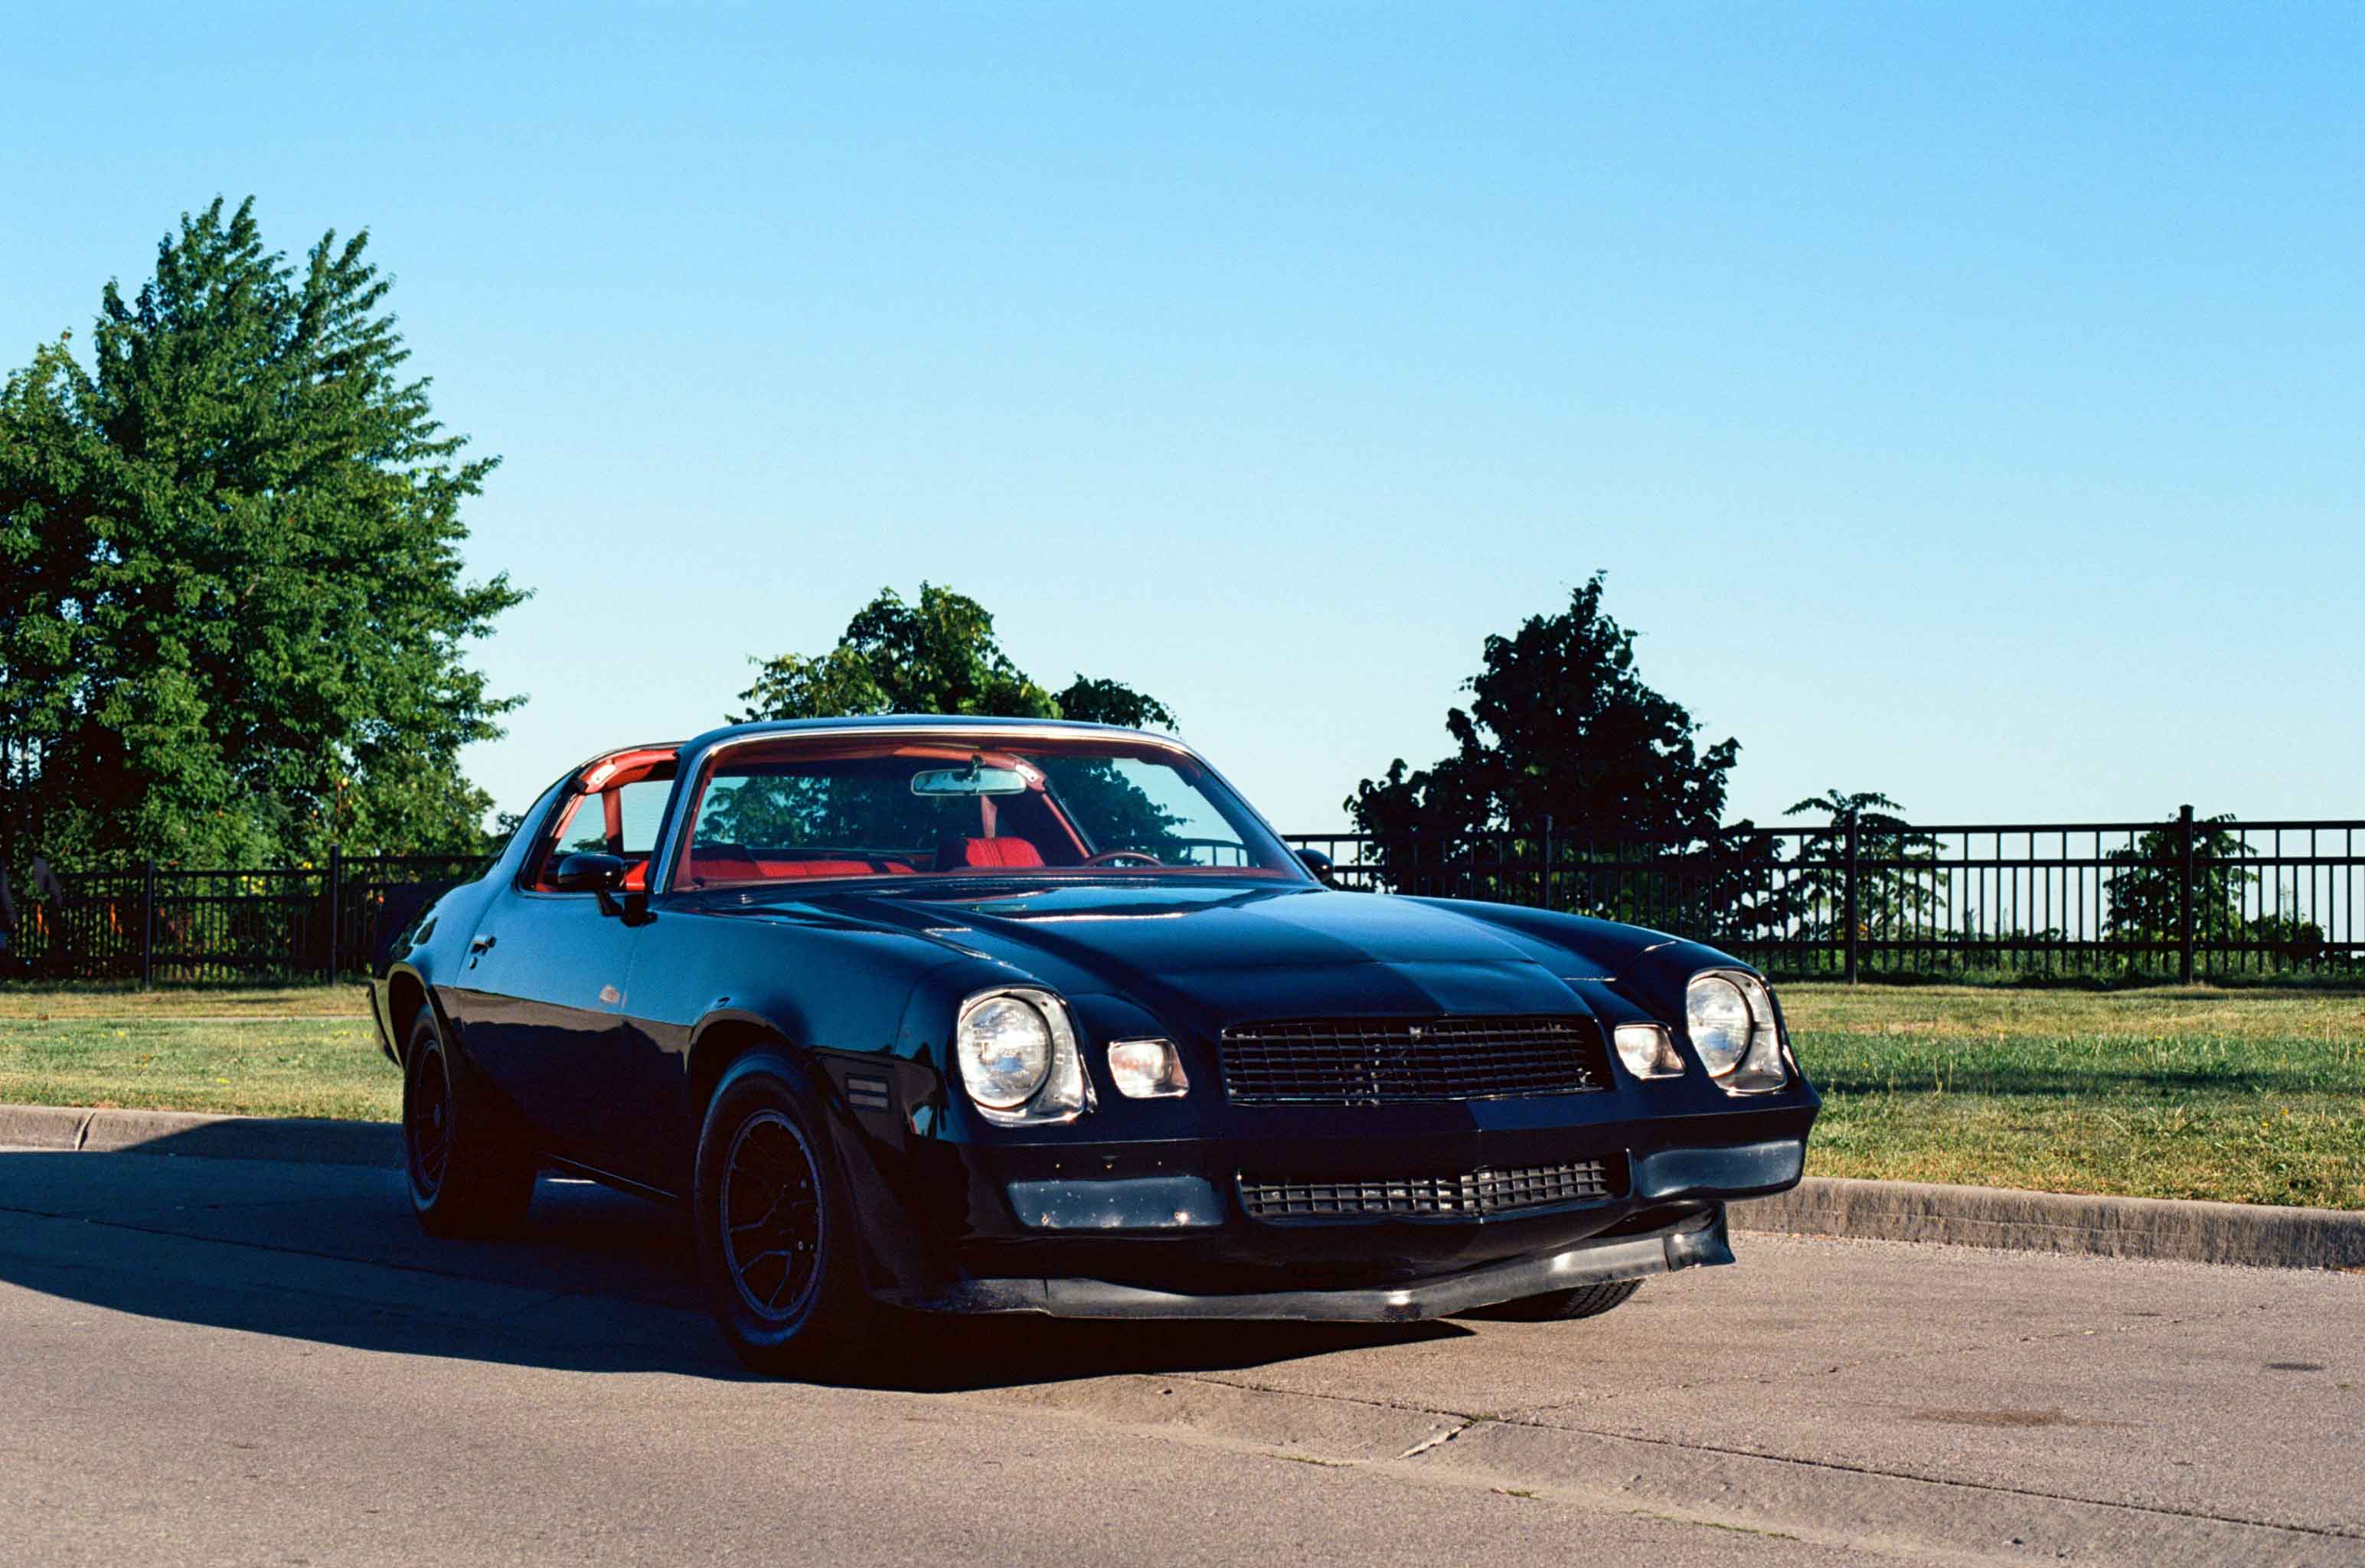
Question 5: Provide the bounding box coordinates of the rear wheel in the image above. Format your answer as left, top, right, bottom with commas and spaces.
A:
1470, 1279, 1643, 1322
403, 1011, 536, 1238
694, 1055, 868, 1377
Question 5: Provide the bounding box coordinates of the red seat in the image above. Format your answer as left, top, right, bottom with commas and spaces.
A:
937, 836, 1045, 871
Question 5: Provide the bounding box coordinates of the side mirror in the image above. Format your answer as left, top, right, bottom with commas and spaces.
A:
1295, 848, 1336, 886
551, 851, 629, 893
552, 851, 639, 919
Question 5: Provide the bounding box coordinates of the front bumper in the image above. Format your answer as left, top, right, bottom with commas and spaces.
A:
1000, 1137, 1803, 1234
892, 1207, 1733, 1321
825, 1046, 1817, 1316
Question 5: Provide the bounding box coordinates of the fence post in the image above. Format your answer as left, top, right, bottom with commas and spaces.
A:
1540, 815, 1554, 910
1843, 819, 1860, 985
140, 858, 157, 989
2177, 803, 2196, 985
325, 844, 344, 982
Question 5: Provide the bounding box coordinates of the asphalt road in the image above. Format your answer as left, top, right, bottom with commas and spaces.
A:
2, 1148, 2358, 1566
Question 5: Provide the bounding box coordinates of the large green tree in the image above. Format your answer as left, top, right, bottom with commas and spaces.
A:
1349, 574, 1743, 845
737, 583, 1174, 729
733, 583, 1182, 859
0, 198, 523, 868
1345, 575, 1777, 934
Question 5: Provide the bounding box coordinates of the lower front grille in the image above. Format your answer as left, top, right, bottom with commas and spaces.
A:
1239, 1155, 1628, 1222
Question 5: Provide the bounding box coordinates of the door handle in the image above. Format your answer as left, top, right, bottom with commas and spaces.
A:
469, 933, 498, 954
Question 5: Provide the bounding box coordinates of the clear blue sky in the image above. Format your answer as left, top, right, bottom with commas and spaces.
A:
7, 4, 2359, 832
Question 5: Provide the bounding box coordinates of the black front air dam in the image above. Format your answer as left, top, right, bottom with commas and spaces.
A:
896, 1207, 1733, 1321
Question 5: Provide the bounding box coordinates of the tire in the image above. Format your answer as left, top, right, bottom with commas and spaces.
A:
1469, 1279, 1643, 1323
402, 1010, 537, 1238
693, 1054, 869, 1377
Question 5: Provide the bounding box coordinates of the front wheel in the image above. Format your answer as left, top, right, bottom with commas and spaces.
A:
1468, 1279, 1643, 1322
693, 1056, 868, 1376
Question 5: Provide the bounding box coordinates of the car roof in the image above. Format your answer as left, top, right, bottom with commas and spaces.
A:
560, 716, 1188, 792
671, 714, 1178, 758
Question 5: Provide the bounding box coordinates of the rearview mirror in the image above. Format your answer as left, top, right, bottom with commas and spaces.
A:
911, 764, 1027, 796
1295, 848, 1336, 886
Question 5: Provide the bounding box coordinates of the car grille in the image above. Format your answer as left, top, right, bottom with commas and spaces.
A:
1217, 1015, 1612, 1104
1238, 1156, 1628, 1222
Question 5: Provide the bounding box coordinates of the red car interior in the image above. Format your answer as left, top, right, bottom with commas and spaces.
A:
936, 836, 1045, 871
684, 851, 919, 886
532, 736, 1297, 896
533, 746, 679, 893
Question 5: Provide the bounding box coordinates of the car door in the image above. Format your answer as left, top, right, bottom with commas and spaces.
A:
456, 758, 675, 1183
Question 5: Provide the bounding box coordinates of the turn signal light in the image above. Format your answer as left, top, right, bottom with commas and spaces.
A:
1613, 1022, 1685, 1080
1108, 1038, 1190, 1099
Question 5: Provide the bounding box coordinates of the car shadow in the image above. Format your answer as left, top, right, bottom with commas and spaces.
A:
0, 1146, 1468, 1390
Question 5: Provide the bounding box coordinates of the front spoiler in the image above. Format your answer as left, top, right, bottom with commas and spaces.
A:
889, 1207, 1733, 1322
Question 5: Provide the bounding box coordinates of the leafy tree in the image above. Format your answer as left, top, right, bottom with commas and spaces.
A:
2103, 812, 2338, 969
1049, 675, 1176, 731
0, 198, 523, 868
734, 583, 1184, 859
1782, 788, 1942, 940
1349, 576, 1738, 845
737, 583, 1175, 732
737, 583, 1057, 722
1345, 575, 1775, 933
2104, 810, 2251, 945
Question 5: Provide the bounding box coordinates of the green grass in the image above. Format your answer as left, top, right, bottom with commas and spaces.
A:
1782, 984, 2365, 1210
0, 993, 394, 1121
0, 982, 371, 1020
0, 982, 2359, 1209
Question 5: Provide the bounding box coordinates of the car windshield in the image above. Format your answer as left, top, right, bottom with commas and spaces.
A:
672, 732, 1304, 891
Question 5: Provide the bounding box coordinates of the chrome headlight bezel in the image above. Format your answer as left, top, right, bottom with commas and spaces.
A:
1683, 968, 1791, 1095
954, 987, 1093, 1125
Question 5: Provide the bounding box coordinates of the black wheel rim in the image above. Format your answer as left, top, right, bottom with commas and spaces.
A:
720, 1109, 825, 1323
407, 1044, 453, 1198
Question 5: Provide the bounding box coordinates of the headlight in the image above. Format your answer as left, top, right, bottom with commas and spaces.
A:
1684, 975, 1753, 1076
1684, 969, 1789, 1093
957, 995, 1053, 1108
955, 988, 1093, 1124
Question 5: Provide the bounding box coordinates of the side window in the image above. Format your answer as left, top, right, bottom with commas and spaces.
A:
530, 774, 675, 891
553, 792, 612, 857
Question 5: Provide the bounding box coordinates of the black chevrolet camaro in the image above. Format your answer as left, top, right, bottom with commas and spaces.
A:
372, 717, 1818, 1374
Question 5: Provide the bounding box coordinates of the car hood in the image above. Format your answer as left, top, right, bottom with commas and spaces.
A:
794, 880, 1615, 1031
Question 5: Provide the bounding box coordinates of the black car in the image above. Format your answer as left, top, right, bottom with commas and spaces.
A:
372, 717, 1817, 1373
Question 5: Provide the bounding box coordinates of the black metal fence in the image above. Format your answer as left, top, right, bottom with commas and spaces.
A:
6, 811, 2360, 983
5, 853, 493, 983
1284, 810, 2365, 982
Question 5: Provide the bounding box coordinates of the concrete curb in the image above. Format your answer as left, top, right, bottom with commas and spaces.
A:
5, 1102, 2360, 1271
1730, 1175, 2365, 1272
0, 1103, 400, 1168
